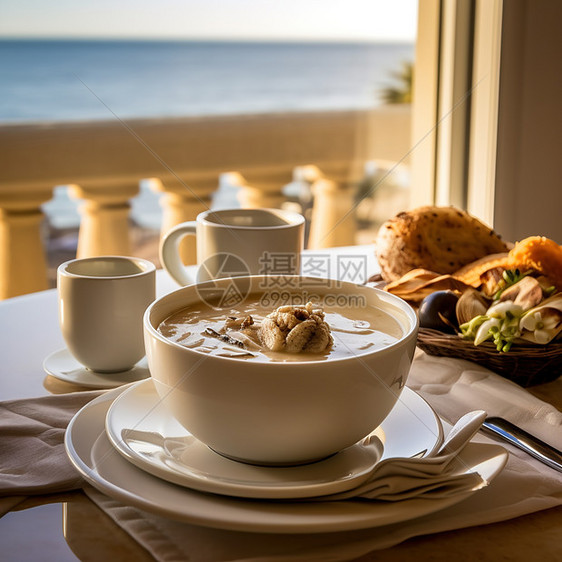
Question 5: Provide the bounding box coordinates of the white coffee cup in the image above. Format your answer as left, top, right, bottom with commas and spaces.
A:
58, 256, 156, 373
160, 208, 305, 285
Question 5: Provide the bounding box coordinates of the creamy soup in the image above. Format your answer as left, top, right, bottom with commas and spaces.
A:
157, 294, 403, 363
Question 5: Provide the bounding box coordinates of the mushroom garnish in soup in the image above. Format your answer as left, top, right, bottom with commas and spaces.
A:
259, 302, 333, 353
157, 296, 403, 362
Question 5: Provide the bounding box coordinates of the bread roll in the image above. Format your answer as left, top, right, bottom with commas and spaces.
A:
376, 206, 508, 281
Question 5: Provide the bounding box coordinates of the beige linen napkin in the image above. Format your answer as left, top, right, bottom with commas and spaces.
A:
0, 389, 102, 515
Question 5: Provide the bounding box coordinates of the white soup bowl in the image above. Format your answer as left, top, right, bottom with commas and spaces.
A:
144, 276, 418, 465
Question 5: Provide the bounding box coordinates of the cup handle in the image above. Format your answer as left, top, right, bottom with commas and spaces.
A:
159, 222, 197, 286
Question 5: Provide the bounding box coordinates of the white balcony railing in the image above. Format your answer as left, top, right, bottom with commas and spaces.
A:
0, 106, 411, 299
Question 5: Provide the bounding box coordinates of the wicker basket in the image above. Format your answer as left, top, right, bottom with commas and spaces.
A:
416, 328, 562, 387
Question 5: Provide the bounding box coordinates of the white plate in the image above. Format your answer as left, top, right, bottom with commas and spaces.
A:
105, 380, 441, 499
43, 348, 150, 389
65, 386, 508, 533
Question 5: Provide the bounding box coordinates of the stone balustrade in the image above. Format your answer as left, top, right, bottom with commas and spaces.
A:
0, 106, 411, 299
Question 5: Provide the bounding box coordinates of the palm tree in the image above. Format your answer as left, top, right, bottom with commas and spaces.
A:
380, 61, 413, 104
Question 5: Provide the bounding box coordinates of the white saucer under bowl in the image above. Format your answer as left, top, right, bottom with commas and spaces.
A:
43, 348, 150, 389
106, 378, 389, 499
105, 379, 443, 499
65, 385, 508, 534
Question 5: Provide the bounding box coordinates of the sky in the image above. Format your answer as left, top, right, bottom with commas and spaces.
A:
0, 0, 418, 42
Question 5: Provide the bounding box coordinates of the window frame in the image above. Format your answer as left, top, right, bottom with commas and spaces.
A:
411, 0, 503, 226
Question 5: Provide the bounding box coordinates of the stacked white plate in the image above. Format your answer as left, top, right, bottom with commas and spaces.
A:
65, 378, 508, 533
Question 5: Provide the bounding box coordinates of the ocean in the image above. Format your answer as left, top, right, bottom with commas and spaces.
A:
0, 39, 414, 229
0, 39, 414, 123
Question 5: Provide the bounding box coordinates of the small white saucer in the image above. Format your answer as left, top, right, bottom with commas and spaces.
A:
43, 348, 150, 389
105, 379, 442, 499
